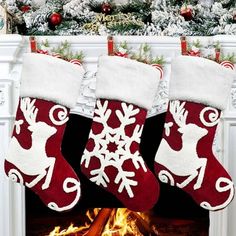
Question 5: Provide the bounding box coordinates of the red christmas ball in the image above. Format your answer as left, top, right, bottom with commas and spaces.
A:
180, 5, 193, 21
20, 5, 31, 13
101, 2, 112, 15
233, 11, 236, 23
49, 12, 62, 26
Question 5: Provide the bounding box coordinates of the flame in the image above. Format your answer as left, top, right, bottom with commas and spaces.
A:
48, 224, 81, 236
48, 208, 150, 236
102, 209, 143, 236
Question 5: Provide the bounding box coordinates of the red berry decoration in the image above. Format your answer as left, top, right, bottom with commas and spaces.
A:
180, 4, 193, 21
20, 5, 31, 13
49, 12, 62, 27
101, 2, 112, 15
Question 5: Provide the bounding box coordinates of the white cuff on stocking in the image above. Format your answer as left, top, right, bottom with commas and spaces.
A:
169, 56, 235, 110
96, 56, 161, 110
20, 53, 85, 108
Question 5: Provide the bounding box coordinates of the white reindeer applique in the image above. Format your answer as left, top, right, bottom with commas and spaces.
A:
156, 100, 208, 190
6, 98, 56, 190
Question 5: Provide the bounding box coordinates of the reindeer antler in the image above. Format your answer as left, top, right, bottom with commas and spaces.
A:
169, 101, 188, 128
20, 98, 38, 125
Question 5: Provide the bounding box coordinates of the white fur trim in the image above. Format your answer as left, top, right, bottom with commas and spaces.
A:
20, 53, 85, 108
96, 56, 161, 110
170, 56, 235, 110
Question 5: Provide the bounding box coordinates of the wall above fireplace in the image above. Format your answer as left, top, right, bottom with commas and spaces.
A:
0, 35, 236, 236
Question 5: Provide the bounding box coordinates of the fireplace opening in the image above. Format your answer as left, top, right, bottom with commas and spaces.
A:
26, 204, 209, 236
26, 113, 209, 236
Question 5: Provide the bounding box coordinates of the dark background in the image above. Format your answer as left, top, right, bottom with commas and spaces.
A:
26, 112, 209, 233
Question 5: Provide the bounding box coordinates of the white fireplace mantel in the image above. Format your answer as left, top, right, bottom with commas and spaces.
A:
0, 35, 236, 236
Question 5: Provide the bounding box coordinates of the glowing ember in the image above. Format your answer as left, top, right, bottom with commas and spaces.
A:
48, 208, 151, 236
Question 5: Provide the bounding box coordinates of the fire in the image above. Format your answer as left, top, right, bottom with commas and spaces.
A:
102, 209, 144, 236
48, 224, 81, 236
47, 208, 151, 236
47, 209, 100, 236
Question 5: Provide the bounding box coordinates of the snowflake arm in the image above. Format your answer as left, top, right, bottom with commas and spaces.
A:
90, 168, 110, 188
132, 151, 147, 172
93, 100, 111, 127
114, 169, 137, 198
81, 136, 108, 168
116, 103, 140, 128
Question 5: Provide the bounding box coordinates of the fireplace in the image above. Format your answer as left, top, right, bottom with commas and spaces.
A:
25, 113, 209, 236
26, 207, 209, 236
0, 35, 236, 236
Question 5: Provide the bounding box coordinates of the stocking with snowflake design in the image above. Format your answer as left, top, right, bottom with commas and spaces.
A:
81, 55, 161, 211
5, 53, 84, 212
155, 56, 235, 211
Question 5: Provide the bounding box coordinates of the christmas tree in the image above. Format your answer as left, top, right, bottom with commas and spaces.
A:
2, 0, 236, 35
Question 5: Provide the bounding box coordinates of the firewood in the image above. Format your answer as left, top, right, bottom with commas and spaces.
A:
129, 212, 156, 236
85, 208, 114, 236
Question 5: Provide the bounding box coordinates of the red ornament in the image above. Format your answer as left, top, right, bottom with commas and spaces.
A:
101, 2, 112, 15
36, 49, 49, 55
188, 49, 200, 57
180, 4, 193, 21
49, 12, 62, 27
114, 51, 128, 58
20, 5, 31, 13
233, 11, 236, 23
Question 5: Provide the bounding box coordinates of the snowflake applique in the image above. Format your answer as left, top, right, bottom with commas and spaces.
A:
81, 100, 147, 198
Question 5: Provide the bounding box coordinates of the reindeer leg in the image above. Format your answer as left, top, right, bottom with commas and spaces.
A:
26, 170, 47, 189
194, 158, 207, 190
177, 170, 198, 189
42, 157, 55, 190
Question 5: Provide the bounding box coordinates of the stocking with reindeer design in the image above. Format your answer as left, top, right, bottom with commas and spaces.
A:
5, 53, 84, 212
155, 56, 235, 211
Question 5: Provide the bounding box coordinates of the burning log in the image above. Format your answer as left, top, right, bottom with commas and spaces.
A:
85, 208, 114, 236
129, 212, 157, 236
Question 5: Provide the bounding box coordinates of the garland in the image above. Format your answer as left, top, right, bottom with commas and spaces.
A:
34, 38, 165, 66
114, 41, 165, 65
1, 0, 236, 36
37, 40, 84, 62
183, 37, 236, 63
33, 37, 235, 75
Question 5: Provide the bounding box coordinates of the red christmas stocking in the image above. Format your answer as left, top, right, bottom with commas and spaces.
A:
81, 56, 161, 211
154, 56, 235, 211
5, 53, 84, 212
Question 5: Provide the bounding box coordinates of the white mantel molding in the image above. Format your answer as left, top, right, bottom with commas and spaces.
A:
0, 35, 24, 76
0, 34, 236, 236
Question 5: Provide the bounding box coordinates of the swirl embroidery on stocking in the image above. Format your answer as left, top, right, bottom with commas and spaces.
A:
49, 105, 69, 125
81, 100, 147, 198
199, 106, 234, 210
200, 177, 235, 211
48, 177, 81, 212
199, 107, 220, 127
156, 100, 208, 190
